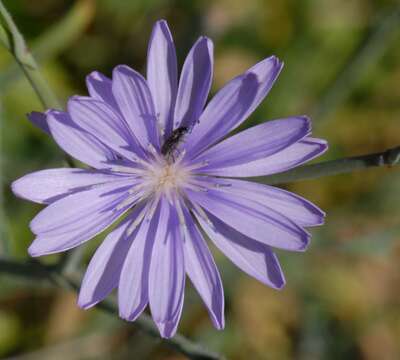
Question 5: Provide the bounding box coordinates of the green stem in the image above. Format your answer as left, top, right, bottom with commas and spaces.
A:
0, 257, 224, 360
0, 0, 95, 87
0, 0, 60, 109
261, 145, 400, 185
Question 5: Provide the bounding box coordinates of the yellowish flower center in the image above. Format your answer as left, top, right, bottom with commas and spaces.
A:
148, 161, 190, 196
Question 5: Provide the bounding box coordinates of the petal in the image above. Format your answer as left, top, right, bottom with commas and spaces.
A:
118, 203, 157, 321
206, 137, 328, 177
86, 71, 119, 110
195, 116, 311, 170
187, 188, 309, 251
147, 20, 177, 138
47, 110, 116, 169
195, 211, 285, 289
68, 96, 142, 161
149, 198, 185, 338
209, 178, 325, 227
173, 36, 213, 130
12, 168, 133, 204
156, 300, 184, 339
181, 206, 224, 329
27, 111, 50, 134
186, 56, 282, 157
112, 65, 160, 149
28, 179, 134, 256
78, 206, 144, 309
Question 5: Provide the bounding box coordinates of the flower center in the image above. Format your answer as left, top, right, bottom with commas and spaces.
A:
149, 160, 190, 196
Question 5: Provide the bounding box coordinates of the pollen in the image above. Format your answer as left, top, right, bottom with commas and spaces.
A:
146, 159, 191, 197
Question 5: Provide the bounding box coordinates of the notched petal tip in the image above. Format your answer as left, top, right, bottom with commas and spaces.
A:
119, 311, 142, 323
77, 296, 97, 310
29, 215, 43, 235
268, 54, 284, 70
297, 234, 311, 252
27, 111, 51, 134
86, 70, 102, 81
118, 299, 147, 322
274, 277, 286, 291
67, 95, 93, 107
118, 310, 131, 321
196, 35, 214, 50
155, 18, 169, 29
298, 115, 312, 136
27, 241, 43, 258
156, 320, 179, 339
320, 139, 329, 153
210, 313, 225, 330
10, 177, 26, 200
112, 64, 136, 78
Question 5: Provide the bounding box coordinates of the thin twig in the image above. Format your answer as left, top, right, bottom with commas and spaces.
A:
0, 0, 77, 269
0, 0, 95, 87
0, 0, 60, 109
0, 257, 224, 360
261, 145, 400, 185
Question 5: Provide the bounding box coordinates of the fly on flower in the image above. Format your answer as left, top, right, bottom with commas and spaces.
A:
12, 20, 328, 338
161, 126, 189, 161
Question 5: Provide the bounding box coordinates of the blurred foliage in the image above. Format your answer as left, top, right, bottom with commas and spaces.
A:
0, 0, 399, 359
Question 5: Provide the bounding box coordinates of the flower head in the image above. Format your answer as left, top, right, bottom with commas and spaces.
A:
12, 20, 327, 338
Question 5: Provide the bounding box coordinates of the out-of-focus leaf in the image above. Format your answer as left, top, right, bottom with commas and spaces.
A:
336, 226, 400, 256
0, 0, 95, 87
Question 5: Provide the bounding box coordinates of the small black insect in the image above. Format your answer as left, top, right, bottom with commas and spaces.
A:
161, 126, 189, 159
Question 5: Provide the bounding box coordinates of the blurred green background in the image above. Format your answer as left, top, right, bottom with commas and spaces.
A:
1, 0, 399, 359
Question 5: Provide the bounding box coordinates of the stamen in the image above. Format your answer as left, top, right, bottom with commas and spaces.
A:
185, 178, 220, 192
174, 149, 187, 165
145, 194, 161, 221
115, 189, 144, 211
188, 177, 232, 191
156, 114, 165, 137
126, 202, 149, 236
128, 183, 147, 194
164, 188, 174, 205
214, 182, 232, 188
185, 160, 209, 172
147, 143, 163, 162
184, 181, 209, 192
190, 201, 215, 231
174, 197, 187, 242
125, 153, 153, 168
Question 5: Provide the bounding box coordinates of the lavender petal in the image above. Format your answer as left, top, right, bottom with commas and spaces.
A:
187, 188, 310, 252
68, 96, 142, 161
28, 179, 133, 256
78, 208, 144, 309
195, 116, 311, 170
204, 137, 328, 177
210, 178, 325, 227
47, 110, 116, 169
112, 65, 160, 149
27, 111, 51, 134
149, 198, 185, 338
147, 20, 177, 138
118, 204, 158, 321
11, 168, 133, 204
86, 71, 119, 111
182, 206, 225, 329
173, 36, 213, 130
186, 56, 282, 157
196, 211, 285, 289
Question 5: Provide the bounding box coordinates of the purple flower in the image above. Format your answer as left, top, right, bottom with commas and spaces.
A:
12, 20, 327, 338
